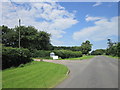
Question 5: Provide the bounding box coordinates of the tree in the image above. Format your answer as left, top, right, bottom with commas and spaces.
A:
106, 42, 118, 56
106, 39, 118, 56
2, 25, 17, 47
1, 25, 53, 50
80, 40, 92, 55
14, 26, 38, 49
91, 49, 106, 55
107, 39, 114, 48
53, 46, 81, 51
35, 31, 52, 50
118, 42, 120, 57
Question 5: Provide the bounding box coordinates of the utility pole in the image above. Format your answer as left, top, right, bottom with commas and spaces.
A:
19, 19, 21, 48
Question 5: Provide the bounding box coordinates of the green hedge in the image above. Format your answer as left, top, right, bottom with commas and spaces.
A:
54, 50, 82, 59
31, 50, 82, 59
31, 50, 51, 58
2, 47, 32, 69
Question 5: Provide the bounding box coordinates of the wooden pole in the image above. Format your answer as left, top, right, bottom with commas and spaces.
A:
19, 19, 21, 48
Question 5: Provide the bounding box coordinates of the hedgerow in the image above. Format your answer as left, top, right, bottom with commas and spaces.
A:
2, 47, 32, 69
54, 50, 82, 59
31, 50, 51, 58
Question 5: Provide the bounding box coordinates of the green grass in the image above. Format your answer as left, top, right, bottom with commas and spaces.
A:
2, 61, 68, 88
0, 71, 2, 90
105, 55, 119, 59
58, 55, 95, 60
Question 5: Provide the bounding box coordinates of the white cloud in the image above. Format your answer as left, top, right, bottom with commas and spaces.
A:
85, 15, 103, 22
2, 0, 57, 2
2, 0, 119, 2
73, 16, 118, 41
51, 38, 65, 46
93, 2, 102, 7
0, 2, 2, 25
2, 2, 78, 45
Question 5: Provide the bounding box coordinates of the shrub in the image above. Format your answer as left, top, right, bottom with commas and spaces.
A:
2, 47, 32, 69
31, 50, 51, 58
91, 49, 106, 55
54, 50, 82, 59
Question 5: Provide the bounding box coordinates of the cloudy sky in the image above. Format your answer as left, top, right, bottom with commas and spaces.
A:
1, 1, 118, 50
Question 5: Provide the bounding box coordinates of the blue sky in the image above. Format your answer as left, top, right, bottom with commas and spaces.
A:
58, 2, 118, 49
1, 2, 118, 50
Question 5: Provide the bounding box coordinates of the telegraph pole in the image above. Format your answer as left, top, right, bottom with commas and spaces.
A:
19, 19, 21, 48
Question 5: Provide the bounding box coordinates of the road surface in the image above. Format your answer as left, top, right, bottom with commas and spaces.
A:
44, 56, 118, 88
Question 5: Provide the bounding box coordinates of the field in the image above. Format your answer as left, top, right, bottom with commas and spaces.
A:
2, 61, 68, 88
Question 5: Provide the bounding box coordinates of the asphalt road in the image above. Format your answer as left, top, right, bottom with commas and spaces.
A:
45, 56, 118, 88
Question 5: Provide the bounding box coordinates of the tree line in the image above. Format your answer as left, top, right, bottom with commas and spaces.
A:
91, 39, 119, 57
54, 40, 92, 55
1, 25, 92, 55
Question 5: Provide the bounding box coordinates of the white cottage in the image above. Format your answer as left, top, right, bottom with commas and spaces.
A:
50, 52, 58, 60
50, 52, 55, 57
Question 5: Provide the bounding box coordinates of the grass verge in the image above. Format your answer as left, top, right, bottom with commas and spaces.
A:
58, 55, 95, 60
32, 57, 53, 60
104, 55, 119, 59
2, 61, 68, 88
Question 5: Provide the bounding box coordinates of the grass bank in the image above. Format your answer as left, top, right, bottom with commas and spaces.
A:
105, 55, 119, 59
2, 61, 68, 88
58, 55, 95, 60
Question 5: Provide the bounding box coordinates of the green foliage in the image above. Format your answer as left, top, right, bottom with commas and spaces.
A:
35, 31, 53, 50
91, 49, 106, 55
1, 25, 53, 50
14, 26, 38, 49
2, 25, 17, 47
31, 50, 51, 58
2, 47, 32, 69
106, 39, 119, 57
105, 55, 118, 59
107, 39, 114, 48
53, 46, 81, 51
118, 43, 120, 57
106, 43, 119, 57
53, 41, 92, 55
53, 41, 92, 59
80, 40, 92, 55
54, 50, 82, 59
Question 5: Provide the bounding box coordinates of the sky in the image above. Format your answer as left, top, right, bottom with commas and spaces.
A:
1, 1, 119, 50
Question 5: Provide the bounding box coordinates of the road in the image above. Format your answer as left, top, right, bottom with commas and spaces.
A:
44, 56, 118, 88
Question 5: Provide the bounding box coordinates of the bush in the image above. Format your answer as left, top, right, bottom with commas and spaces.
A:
54, 50, 82, 59
91, 49, 106, 55
31, 50, 51, 58
2, 47, 32, 69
